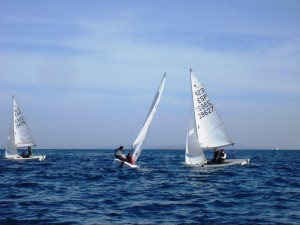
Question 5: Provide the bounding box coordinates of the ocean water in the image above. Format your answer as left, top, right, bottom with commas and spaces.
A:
0, 149, 299, 225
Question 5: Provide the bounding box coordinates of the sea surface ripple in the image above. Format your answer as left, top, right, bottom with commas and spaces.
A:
0, 149, 299, 225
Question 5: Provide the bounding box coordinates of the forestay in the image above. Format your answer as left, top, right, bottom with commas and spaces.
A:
131, 73, 166, 163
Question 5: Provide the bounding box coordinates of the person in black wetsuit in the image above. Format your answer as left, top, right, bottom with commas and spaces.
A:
211, 148, 219, 164
21, 151, 26, 158
26, 147, 32, 158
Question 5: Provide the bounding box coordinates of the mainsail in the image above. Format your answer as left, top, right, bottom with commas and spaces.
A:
131, 73, 166, 163
5, 96, 36, 157
13, 96, 36, 147
185, 69, 234, 165
190, 69, 233, 149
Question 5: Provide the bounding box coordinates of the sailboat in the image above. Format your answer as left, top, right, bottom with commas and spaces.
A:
114, 73, 166, 169
185, 69, 249, 167
4, 96, 46, 161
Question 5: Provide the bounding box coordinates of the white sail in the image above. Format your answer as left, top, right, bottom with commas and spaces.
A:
12, 96, 36, 148
5, 116, 19, 157
190, 70, 233, 149
185, 106, 207, 165
131, 73, 166, 163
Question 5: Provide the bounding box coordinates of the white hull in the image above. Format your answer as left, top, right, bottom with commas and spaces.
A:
114, 158, 139, 169
185, 158, 250, 168
4, 154, 46, 161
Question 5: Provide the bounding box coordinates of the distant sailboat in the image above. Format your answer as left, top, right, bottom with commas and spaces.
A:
185, 69, 249, 167
114, 73, 166, 168
275, 146, 279, 151
4, 96, 46, 161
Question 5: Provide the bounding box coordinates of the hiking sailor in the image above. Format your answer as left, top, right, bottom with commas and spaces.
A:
114, 146, 126, 161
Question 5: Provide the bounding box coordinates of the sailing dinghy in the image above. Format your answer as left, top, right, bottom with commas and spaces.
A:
185, 69, 249, 167
114, 73, 166, 169
4, 96, 46, 161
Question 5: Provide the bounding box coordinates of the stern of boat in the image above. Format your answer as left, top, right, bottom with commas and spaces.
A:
241, 158, 250, 165
38, 155, 46, 161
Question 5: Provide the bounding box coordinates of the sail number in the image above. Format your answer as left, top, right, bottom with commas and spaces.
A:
195, 88, 207, 103
198, 106, 214, 119
194, 87, 214, 119
14, 107, 22, 117
194, 88, 205, 96
14, 107, 26, 128
15, 116, 26, 128
196, 100, 212, 111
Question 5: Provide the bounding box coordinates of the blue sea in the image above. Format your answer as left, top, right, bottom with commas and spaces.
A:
0, 149, 299, 225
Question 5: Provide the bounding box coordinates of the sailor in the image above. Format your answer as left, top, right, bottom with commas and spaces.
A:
26, 147, 32, 158
218, 149, 226, 164
114, 146, 126, 161
211, 148, 219, 164
21, 151, 26, 158
126, 153, 134, 165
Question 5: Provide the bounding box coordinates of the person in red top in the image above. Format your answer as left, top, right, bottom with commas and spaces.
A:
126, 153, 134, 164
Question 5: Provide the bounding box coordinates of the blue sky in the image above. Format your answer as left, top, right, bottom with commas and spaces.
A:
0, 0, 299, 149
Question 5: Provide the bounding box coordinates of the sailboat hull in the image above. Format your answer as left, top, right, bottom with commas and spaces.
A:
185, 158, 250, 167
4, 155, 46, 161
114, 158, 139, 169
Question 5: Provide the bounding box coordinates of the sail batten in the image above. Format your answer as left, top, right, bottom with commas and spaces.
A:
131, 73, 166, 163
